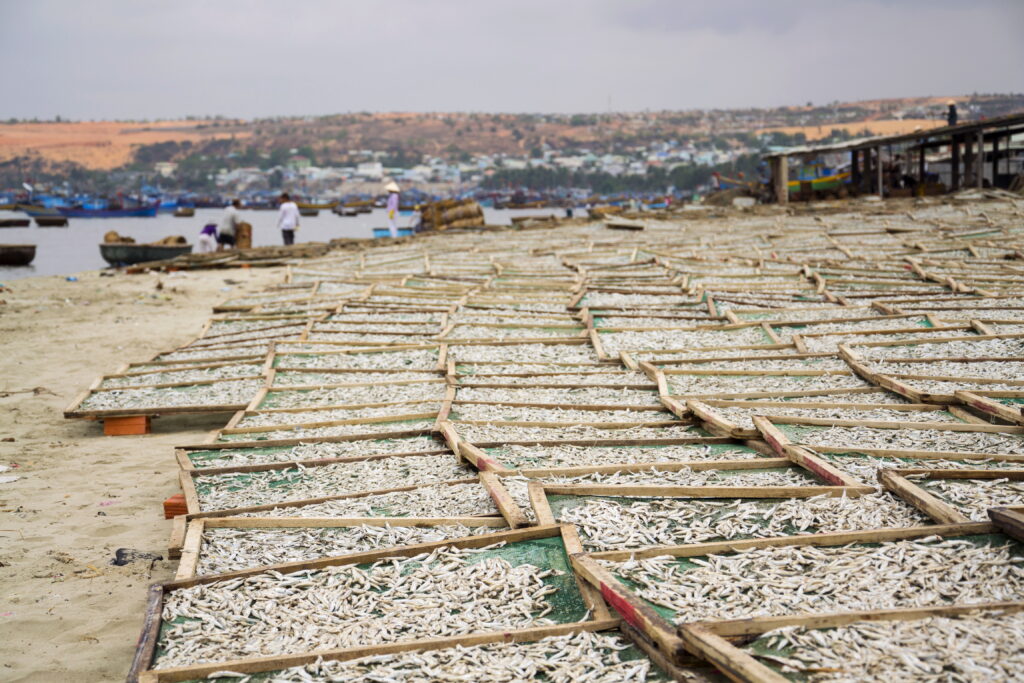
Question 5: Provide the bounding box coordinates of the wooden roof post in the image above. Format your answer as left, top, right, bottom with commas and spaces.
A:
773, 156, 789, 205
875, 145, 883, 197
918, 142, 926, 185
992, 135, 1000, 183
977, 129, 985, 188
951, 136, 961, 190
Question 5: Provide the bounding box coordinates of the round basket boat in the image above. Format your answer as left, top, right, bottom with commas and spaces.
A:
99, 243, 192, 266
0, 244, 36, 266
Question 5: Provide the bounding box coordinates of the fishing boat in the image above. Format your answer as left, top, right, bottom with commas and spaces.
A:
0, 218, 31, 227
173, 206, 195, 217
298, 208, 319, 217
0, 244, 36, 266
787, 170, 851, 196
99, 242, 192, 266
297, 200, 339, 210
59, 204, 159, 218
35, 216, 69, 227
17, 203, 63, 217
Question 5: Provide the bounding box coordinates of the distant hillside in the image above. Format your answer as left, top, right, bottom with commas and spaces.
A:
1, 93, 1021, 180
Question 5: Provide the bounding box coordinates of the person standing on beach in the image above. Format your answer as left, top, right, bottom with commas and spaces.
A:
277, 193, 300, 245
385, 181, 400, 237
217, 199, 242, 251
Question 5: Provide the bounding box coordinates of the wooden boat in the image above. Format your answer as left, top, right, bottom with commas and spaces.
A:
373, 227, 413, 238
35, 216, 69, 227
0, 244, 36, 265
298, 208, 319, 217
788, 171, 851, 196
99, 243, 192, 266
0, 218, 31, 227
59, 204, 158, 218
297, 201, 338, 210
173, 207, 195, 217
334, 206, 359, 216
17, 203, 63, 217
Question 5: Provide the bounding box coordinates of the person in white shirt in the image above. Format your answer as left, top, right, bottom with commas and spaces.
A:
277, 192, 300, 245
217, 199, 242, 250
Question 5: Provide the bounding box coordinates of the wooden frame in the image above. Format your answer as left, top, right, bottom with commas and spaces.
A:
688, 398, 952, 439
678, 601, 1024, 683
570, 522, 997, 666
64, 373, 263, 419
129, 524, 615, 683
879, 468, 1024, 525
175, 515, 511, 579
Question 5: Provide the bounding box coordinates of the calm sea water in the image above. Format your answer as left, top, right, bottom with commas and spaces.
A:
0, 207, 562, 281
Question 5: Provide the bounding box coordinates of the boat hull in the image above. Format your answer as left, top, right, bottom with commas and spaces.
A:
17, 204, 63, 217
99, 243, 192, 266
788, 171, 851, 195
0, 244, 36, 266
60, 206, 158, 218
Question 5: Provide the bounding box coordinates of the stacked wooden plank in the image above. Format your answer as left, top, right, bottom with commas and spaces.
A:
86, 196, 1024, 681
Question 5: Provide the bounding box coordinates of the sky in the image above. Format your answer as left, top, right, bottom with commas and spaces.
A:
2, 0, 1022, 119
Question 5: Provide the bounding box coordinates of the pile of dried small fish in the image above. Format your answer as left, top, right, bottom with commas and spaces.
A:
242, 481, 497, 518
79, 379, 262, 410
454, 405, 673, 423
186, 436, 445, 468
156, 544, 561, 667
99, 364, 262, 389
601, 328, 768, 354
195, 455, 473, 511
217, 419, 438, 442
919, 477, 1024, 520
667, 373, 869, 396
272, 370, 441, 386
820, 453, 1024, 482
749, 610, 1024, 681
197, 524, 503, 575
606, 536, 1024, 622
795, 425, 1024, 455
450, 344, 598, 363
236, 402, 441, 428
562, 493, 925, 550
455, 422, 694, 443
455, 386, 661, 405
261, 382, 446, 409
710, 406, 959, 430
213, 631, 665, 683
277, 348, 439, 370
492, 443, 762, 468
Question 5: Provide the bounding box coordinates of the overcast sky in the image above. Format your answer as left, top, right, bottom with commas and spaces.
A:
2, 0, 1022, 119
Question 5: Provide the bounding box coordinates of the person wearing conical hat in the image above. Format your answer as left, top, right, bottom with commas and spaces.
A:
385, 181, 400, 237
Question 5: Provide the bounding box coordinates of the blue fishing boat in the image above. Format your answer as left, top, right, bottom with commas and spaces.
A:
58, 204, 159, 218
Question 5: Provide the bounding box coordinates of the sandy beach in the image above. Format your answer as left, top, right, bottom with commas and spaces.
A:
0, 265, 282, 682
